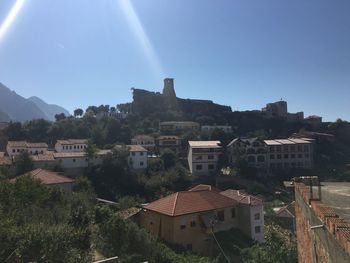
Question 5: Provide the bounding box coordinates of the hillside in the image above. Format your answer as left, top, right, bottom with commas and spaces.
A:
0, 83, 69, 122
28, 96, 70, 121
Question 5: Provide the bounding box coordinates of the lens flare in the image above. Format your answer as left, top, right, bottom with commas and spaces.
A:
0, 0, 25, 42
119, 0, 165, 80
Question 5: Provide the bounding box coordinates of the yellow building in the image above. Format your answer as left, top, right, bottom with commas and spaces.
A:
138, 188, 239, 255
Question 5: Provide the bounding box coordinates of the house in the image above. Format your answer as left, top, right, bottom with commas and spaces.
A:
6, 141, 48, 157
138, 189, 239, 255
227, 138, 267, 168
159, 121, 200, 134
54, 139, 87, 153
115, 145, 148, 170
187, 141, 222, 176
265, 138, 313, 169
201, 125, 232, 134
275, 201, 295, 232
220, 189, 264, 242
10, 168, 75, 192
131, 135, 155, 153
32, 152, 57, 169
156, 135, 182, 155
227, 137, 314, 170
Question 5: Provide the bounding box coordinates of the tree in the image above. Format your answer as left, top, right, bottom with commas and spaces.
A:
74, 108, 84, 117
55, 113, 66, 121
160, 149, 177, 170
85, 140, 97, 167
14, 151, 34, 175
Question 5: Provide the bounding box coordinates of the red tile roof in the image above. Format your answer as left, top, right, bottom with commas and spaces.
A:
10, 169, 75, 185
276, 201, 295, 218
220, 189, 263, 206
144, 190, 237, 216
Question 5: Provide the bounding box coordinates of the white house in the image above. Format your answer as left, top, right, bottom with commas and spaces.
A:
55, 139, 88, 153
220, 189, 264, 243
187, 141, 222, 176
6, 141, 48, 157
127, 145, 148, 170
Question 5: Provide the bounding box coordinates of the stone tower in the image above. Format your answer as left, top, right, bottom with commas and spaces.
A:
162, 78, 178, 110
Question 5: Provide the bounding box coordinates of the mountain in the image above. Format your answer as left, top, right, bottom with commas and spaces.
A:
0, 111, 10, 122
28, 96, 70, 121
0, 82, 69, 122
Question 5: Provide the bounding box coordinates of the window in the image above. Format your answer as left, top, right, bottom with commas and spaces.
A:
217, 211, 225, 222
298, 154, 302, 158
270, 154, 275, 160
304, 145, 309, 152
269, 146, 275, 153
276, 146, 281, 152
140, 152, 144, 156
283, 146, 289, 152
74, 145, 76, 149
255, 226, 261, 233
247, 156, 256, 163
297, 145, 302, 152
290, 146, 295, 152
305, 153, 309, 158
190, 220, 196, 227
277, 154, 282, 159
140, 161, 144, 166
131, 152, 135, 156
231, 208, 236, 218
17, 149, 20, 152
208, 164, 215, 170
196, 164, 202, 170
72, 159, 76, 162
70, 146, 72, 150
208, 155, 214, 160
257, 156, 265, 162
195, 155, 202, 160
284, 154, 289, 159
291, 154, 295, 159
12, 149, 15, 153
254, 213, 260, 220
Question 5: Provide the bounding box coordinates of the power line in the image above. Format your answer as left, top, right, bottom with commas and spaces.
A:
211, 229, 231, 263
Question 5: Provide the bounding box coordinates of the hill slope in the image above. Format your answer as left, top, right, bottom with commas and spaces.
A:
0, 82, 69, 122
28, 96, 70, 121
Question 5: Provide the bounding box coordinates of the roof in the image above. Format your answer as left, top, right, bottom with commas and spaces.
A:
160, 121, 199, 126
7, 141, 48, 148
188, 184, 220, 193
220, 189, 263, 206
264, 138, 312, 146
10, 169, 75, 185
117, 207, 142, 220
32, 153, 55, 161
56, 139, 87, 145
132, 135, 154, 140
188, 141, 221, 148
0, 155, 12, 166
127, 145, 147, 152
276, 201, 295, 218
144, 190, 237, 216
54, 152, 86, 158
227, 137, 260, 147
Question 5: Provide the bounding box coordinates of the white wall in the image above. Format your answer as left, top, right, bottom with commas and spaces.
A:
129, 151, 147, 169
249, 205, 265, 243
55, 143, 87, 153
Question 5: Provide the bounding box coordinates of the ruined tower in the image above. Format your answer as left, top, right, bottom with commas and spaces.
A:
162, 78, 178, 110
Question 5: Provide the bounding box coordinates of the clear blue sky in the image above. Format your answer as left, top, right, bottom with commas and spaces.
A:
0, 0, 349, 121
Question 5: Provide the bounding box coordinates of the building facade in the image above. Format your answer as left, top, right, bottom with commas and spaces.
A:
156, 136, 182, 155
55, 139, 88, 153
131, 135, 155, 153
188, 141, 222, 176
228, 137, 314, 170
159, 121, 200, 134
201, 125, 232, 133
6, 141, 48, 157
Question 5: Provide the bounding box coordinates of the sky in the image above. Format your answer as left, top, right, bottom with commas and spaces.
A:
0, 0, 349, 121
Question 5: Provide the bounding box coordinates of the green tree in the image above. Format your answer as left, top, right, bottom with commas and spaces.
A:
160, 149, 177, 170
74, 108, 84, 117
85, 140, 97, 167
55, 113, 66, 121
14, 151, 34, 175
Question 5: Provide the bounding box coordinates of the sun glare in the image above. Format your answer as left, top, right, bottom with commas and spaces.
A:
118, 0, 165, 80
0, 0, 25, 42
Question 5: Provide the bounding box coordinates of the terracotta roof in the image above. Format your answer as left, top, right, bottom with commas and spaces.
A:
188, 141, 222, 148
144, 190, 237, 216
188, 184, 220, 193
56, 139, 87, 145
7, 141, 27, 147
132, 135, 154, 140
127, 145, 147, 152
10, 169, 74, 185
276, 201, 295, 218
220, 189, 263, 206
117, 207, 142, 220
26, 142, 48, 148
